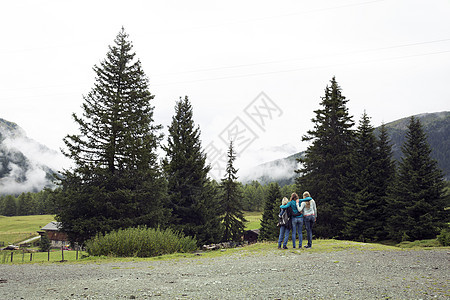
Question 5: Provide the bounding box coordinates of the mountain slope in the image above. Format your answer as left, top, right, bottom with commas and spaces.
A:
244, 111, 450, 185
0, 118, 62, 195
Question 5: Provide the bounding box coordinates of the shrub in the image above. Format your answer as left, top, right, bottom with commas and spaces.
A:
85, 226, 197, 257
437, 228, 450, 246
39, 234, 51, 252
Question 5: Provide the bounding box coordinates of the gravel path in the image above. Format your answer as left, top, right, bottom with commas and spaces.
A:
1, 248, 448, 299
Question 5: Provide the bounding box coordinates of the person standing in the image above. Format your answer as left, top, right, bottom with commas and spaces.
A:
277, 197, 291, 249
280, 193, 311, 248
296, 191, 317, 248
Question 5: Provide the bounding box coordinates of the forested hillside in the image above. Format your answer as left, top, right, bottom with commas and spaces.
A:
378, 111, 449, 179
245, 111, 449, 185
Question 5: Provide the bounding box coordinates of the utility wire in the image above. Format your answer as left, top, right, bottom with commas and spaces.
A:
152, 49, 450, 86
154, 38, 450, 76
2, 38, 449, 93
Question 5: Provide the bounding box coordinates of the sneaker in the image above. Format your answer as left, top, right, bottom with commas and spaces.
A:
283, 246, 288, 249
304, 245, 311, 249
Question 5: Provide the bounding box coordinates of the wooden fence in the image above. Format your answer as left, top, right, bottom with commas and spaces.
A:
1, 246, 82, 264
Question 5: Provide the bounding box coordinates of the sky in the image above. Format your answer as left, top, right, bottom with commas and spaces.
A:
1, 0, 450, 181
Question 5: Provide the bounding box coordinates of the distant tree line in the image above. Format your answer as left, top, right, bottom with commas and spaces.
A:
0, 181, 295, 218
0, 189, 57, 216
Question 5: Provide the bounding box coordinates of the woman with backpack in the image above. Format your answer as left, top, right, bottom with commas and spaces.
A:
277, 197, 291, 249
280, 193, 312, 248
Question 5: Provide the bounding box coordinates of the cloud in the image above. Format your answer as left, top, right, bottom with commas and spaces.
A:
0, 162, 48, 194
2, 134, 70, 171
238, 143, 301, 184
0, 122, 69, 194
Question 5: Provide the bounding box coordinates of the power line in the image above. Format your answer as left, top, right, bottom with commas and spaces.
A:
154, 38, 450, 76
1, 47, 449, 98
152, 49, 450, 86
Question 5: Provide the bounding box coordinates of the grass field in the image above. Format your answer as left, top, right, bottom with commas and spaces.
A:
244, 211, 262, 230
1, 238, 403, 265
1, 212, 445, 265
0, 215, 55, 245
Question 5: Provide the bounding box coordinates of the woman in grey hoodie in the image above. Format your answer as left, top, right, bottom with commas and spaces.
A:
296, 191, 317, 248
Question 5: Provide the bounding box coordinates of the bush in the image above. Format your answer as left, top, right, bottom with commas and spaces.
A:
437, 228, 450, 246
39, 234, 51, 252
396, 239, 441, 248
85, 226, 198, 257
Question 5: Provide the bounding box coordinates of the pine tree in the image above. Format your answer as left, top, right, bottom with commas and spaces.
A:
296, 77, 355, 238
373, 123, 396, 240
343, 112, 385, 241
386, 116, 447, 241
2, 195, 17, 216
16, 192, 33, 216
219, 141, 247, 242
56, 28, 168, 245
163, 96, 222, 245
259, 182, 282, 241
39, 233, 51, 252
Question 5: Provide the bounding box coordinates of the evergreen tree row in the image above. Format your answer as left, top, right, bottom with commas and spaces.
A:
54, 29, 249, 247
295, 77, 448, 242
0, 189, 57, 216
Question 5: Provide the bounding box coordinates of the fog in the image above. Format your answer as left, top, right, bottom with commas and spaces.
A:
0, 122, 70, 195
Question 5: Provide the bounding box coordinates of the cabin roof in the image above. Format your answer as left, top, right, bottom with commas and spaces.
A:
41, 221, 62, 231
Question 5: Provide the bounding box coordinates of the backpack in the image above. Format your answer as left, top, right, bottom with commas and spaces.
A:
278, 208, 290, 226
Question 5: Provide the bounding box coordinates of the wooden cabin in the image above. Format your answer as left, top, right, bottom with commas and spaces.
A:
38, 221, 69, 248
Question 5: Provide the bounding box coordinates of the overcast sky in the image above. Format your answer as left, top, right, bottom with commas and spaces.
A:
1, 0, 449, 180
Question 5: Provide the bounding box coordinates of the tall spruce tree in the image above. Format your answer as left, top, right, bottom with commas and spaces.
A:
374, 123, 396, 240
343, 112, 385, 241
219, 141, 247, 242
259, 182, 282, 241
296, 77, 355, 238
386, 116, 447, 241
163, 96, 222, 245
56, 28, 168, 245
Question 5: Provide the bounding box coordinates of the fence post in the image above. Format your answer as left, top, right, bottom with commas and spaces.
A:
61, 246, 64, 261
30, 252, 33, 262
10, 251, 13, 263
48, 249, 50, 261
22, 250, 25, 263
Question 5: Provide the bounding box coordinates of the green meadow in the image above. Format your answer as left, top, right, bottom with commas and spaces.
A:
0, 215, 55, 246
0, 212, 447, 265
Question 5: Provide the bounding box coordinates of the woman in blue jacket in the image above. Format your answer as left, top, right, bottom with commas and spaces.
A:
280, 193, 312, 248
